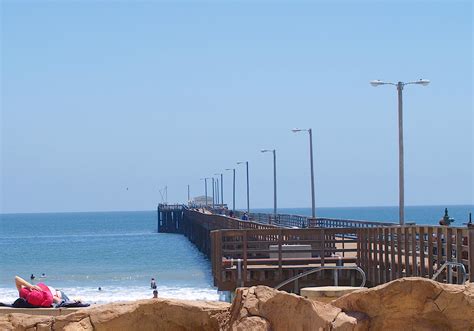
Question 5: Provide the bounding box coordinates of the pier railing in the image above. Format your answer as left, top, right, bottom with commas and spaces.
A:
357, 225, 473, 285
313, 218, 396, 228
223, 209, 397, 229
210, 227, 360, 290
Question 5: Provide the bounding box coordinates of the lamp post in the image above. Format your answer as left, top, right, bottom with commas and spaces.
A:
237, 161, 250, 213
187, 184, 190, 204
211, 177, 215, 208
292, 128, 316, 218
200, 178, 209, 206
215, 173, 224, 207
370, 79, 430, 226
226, 168, 236, 212
214, 177, 219, 205
261, 149, 277, 215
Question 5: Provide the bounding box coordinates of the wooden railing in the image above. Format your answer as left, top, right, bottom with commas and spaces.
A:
160, 205, 473, 290
357, 225, 473, 285
184, 209, 278, 231
210, 227, 360, 289
314, 218, 396, 228
158, 203, 185, 211
229, 209, 397, 229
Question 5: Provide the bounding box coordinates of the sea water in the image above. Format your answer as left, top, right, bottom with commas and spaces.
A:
0, 211, 219, 304
0, 205, 471, 305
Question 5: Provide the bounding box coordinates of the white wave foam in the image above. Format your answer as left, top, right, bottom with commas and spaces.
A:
0, 285, 220, 305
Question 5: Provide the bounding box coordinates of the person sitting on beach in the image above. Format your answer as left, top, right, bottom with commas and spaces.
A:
153, 289, 158, 298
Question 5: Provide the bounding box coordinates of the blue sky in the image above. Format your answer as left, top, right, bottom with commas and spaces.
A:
1, 1, 472, 213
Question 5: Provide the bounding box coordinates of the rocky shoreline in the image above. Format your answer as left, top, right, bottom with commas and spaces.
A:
1, 277, 472, 330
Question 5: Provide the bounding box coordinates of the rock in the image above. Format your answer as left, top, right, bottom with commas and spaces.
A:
332, 277, 474, 330
227, 286, 367, 330
0, 278, 471, 331
0, 299, 230, 331
231, 316, 271, 331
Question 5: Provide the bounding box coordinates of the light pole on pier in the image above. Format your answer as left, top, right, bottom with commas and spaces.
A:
187, 184, 190, 204
212, 177, 215, 208
214, 177, 219, 205
200, 178, 210, 206
226, 168, 236, 212
261, 149, 277, 215
292, 128, 316, 218
237, 161, 250, 213
370, 79, 430, 226
215, 173, 224, 207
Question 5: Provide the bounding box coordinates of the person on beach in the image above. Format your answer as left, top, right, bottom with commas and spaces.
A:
14, 276, 90, 309
151, 278, 157, 289
153, 289, 158, 298
30, 274, 35, 281
15, 276, 70, 306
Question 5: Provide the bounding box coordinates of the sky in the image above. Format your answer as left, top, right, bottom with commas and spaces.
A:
1, 1, 472, 213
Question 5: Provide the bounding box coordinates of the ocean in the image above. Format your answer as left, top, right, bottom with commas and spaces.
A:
0, 204, 472, 305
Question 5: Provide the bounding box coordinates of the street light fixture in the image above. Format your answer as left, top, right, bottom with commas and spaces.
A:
237, 161, 250, 213
225, 168, 236, 212
370, 78, 430, 225
261, 149, 277, 215
292, 128, 316, 218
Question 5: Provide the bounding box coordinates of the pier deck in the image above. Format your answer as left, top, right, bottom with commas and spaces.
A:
158, 204, 473, 292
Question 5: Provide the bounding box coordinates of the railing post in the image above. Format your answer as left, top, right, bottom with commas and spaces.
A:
278, 229, 283, 281
469, 227, 474, 282
243, 231, 248, 285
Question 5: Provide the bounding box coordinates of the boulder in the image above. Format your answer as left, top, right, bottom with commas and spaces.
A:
227, 286, 368, 330
0, 278, 471, 331
333, 277, 474, 330
0, 299, 230, 331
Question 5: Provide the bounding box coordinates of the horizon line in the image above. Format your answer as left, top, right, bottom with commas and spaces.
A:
1, 203, 473, 216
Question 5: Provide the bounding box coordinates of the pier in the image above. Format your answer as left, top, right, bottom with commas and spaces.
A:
157, 204, 473, 293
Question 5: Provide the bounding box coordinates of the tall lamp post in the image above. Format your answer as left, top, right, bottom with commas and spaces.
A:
214, 177, 219, 205
370, 79, 430, 226
226, 168, 236, 212
187, 184, 190, 204
215, 173, 224, 207
292, 128, 316, 218
237, 161, 250, 213
211, 177, 215, 208
200, 178, 209, 206
261, 149, 277, 215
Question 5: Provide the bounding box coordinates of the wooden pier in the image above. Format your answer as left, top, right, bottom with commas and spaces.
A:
157, 204, 473, 292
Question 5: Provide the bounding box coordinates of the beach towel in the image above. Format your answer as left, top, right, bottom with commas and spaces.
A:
55, 300, 90, 308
